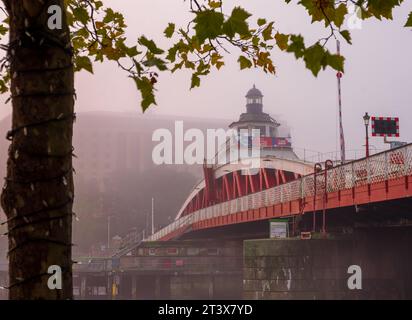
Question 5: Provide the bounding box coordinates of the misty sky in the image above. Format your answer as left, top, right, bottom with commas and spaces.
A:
0, 0, 411, 157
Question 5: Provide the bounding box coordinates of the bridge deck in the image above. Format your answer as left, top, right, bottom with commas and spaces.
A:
148, 144, 412, 241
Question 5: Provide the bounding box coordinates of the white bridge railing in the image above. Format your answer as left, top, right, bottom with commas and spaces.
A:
146, 144, 412, 242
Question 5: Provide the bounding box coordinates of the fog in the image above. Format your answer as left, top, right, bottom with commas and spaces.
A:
1, 0, 412, 249
0, 1, 411, 301
1, 1, 412, 154
1, 0, 412, 253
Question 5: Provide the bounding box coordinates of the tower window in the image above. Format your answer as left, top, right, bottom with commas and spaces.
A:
247, 97, 262, 104
270, 127, 276, 137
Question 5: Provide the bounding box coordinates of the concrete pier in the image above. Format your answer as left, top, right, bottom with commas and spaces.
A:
73, 227, 412, 300
74, 240, 244, 300
244, 227, 412, 300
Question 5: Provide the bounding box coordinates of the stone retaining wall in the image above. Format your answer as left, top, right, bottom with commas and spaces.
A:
244, 228, 412, 300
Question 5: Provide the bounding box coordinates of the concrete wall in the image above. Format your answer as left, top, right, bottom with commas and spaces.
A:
170, 274, 242, 300
244, 227, 412, 300
114, 240, 244, 300
73, 228, 412, 300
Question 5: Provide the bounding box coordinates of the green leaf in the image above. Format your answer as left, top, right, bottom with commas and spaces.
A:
339, 30, 352, 45
73, 7, 90, 25
0, 24, 8, 36
298, 0, 328, 24
208, 1, 222, 9
191, 74, 201, 89
326, 53, 344, 72
222, 7, 251, 39
125, 46, 140, 57
275, 32, 289, 51
286, 34, 305, 59
143, 57, 168, 71
238, 56, 253, 70
94, 1, 103, 10
303, 43, 325, 76
262, 22, 274, 41
75, 56, 93, 74
257, 18, 267, 26
171, 61, 184, 73
194, 10, 224, 42
164, 23, 175, 38
138, 36, 164, 54
334, 3, 348, 28
367, 0, 403, 20
166, 41, 183, 63
134, 77, 156, 111
405, 12, 412, 27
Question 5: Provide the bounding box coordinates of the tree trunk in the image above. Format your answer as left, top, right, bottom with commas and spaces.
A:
1, 0, 74, 299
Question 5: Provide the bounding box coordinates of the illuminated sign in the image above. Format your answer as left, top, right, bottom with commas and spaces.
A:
371, 117, 399, 137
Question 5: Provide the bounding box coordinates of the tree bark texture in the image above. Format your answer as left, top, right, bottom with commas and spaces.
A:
1, 0, 74, 299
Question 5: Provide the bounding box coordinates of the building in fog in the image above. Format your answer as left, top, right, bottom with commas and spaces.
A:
72, 112, 229, 192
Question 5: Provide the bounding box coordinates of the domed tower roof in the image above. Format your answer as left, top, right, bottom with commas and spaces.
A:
245, 85, 263, 98
245, 85, 264, 114
230, 84, 279, 127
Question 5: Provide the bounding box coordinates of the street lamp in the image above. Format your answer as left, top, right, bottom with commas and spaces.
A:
363, 112, 371, 157
107, 215, 113, 250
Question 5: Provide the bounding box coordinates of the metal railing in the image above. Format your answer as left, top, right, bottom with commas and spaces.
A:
119, 229, 145, 249
147, 144, 412, 241
120, 257, 243, 272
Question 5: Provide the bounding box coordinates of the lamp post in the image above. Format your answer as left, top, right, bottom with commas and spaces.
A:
363, 112, 370, 157
107, 215, 112, 250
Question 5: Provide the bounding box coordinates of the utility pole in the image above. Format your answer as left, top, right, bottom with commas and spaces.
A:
107, 215, 111, 249
336, 40, 346, 163
145, 210, 149, 236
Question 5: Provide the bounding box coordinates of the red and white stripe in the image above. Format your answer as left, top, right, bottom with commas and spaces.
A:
336, 40, 346, 163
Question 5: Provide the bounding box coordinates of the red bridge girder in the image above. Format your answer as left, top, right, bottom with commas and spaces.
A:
181, 167, 301, 217
191, 174, 412, 232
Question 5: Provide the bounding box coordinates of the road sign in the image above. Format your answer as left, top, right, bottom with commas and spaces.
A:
269, 219, 289, 239
371, 117, 399, 137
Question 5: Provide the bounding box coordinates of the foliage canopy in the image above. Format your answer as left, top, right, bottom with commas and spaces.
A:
0, 0, 410, 110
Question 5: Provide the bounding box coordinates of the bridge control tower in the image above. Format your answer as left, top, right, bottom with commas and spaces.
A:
229, 85, 299, 160
172, 85, 313, 221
